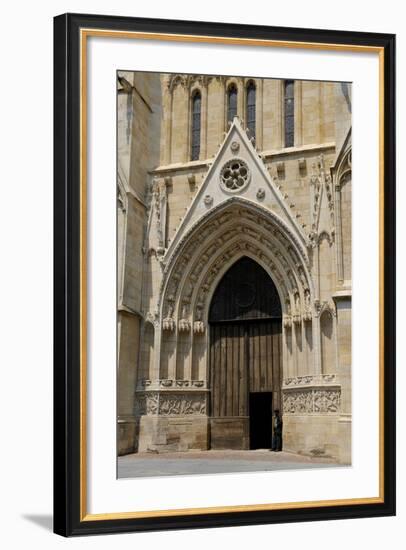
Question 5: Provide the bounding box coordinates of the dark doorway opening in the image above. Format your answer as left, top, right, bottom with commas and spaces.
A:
249, 392, 273, 449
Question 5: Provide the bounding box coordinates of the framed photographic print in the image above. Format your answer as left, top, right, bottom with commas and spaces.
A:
53, 13, 396, 536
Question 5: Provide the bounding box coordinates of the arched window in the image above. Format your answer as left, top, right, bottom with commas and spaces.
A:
246, 81, 256, 139
191, 91, 201, 161
227, 84, 238, 124
284, 80, 294, 147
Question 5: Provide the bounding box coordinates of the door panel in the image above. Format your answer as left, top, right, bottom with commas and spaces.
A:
210, 322, 247, 418
208, 257, 282, 449
210, 320, 281, 418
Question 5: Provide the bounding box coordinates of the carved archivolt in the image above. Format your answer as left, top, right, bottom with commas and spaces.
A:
160, 199, 313, 333
134, 391, 207, 416
282, 388, 341, 414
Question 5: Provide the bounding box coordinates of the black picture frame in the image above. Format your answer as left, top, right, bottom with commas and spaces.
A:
53, 12, 396, 537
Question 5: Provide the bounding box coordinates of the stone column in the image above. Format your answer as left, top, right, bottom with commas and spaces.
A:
152, 325, 161, 380
334, 296, 352, 462
292, 323, 299, 377
312, 315, 322, 375
219, 77, 227, 138
168, 329, 178, 380
184, 87, 191, 163
301, 320, 307, 375
276, 80, 283, 149
334, 297, 351, 412
288, 328, 294, 378
237, 77, 244, 123
334, 182, 344, 284
294, 80, 303, 147
117, 310, 141, 454
163, 85, 173, 165
256, 79, 264, 150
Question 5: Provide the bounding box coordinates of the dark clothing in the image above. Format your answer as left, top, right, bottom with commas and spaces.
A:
271, 414, 283, 451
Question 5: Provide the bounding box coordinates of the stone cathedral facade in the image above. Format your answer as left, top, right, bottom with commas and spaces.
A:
117, 71, 352, 464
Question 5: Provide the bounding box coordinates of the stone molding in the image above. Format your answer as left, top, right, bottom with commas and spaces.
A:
137, 379, 207, 390
134, 391, 207, 416
282, 374, 338, 388
261, 142, 335, 161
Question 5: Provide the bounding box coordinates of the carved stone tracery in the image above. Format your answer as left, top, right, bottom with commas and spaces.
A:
220, 158, 251, 192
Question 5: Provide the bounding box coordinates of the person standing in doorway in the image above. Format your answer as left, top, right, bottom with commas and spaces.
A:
271, 409, 283, 451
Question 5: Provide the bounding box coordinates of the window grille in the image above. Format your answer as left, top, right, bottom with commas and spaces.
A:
191, 92, 201, 161
284, 80, 294, 147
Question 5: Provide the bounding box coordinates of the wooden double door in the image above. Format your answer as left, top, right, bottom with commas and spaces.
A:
208, 257, 282, 450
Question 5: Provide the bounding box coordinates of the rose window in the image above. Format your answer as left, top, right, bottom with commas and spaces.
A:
220, 158, 250, 193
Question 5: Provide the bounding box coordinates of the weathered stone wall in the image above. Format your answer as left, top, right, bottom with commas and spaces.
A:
117, 72, 162, 453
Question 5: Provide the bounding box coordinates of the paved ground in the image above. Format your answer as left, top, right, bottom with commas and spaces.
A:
118, 449, 345, 478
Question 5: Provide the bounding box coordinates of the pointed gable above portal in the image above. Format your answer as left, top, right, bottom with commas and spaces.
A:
164, 117, 307, 262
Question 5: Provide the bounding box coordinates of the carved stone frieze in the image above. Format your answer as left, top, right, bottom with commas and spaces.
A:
134, 392, 159, 416
313, 390, 341, 413
283, 390, 313, 414
282, 387, 341, 414
134, 391, 207, 416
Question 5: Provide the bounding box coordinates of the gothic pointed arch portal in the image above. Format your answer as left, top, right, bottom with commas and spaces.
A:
208, 257, 282, 450
136, 199, 327, 454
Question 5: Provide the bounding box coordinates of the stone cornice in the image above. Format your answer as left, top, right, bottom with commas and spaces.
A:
136, 379, 208, 391
282, 374, 339, 390
150, 159, 211, 175
261, 142, 336, 160
118, 302, 142, 317
332, 288, 352, 301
